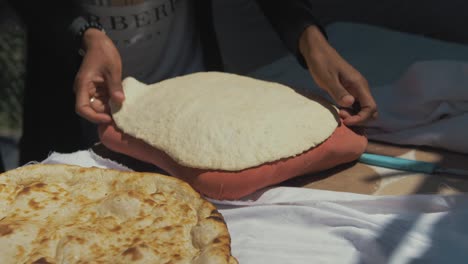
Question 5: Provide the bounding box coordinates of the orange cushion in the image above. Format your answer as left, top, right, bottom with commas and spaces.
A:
99, 122, 367, 200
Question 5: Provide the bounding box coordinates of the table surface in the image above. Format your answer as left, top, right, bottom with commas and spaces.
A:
92, 139, 468, 197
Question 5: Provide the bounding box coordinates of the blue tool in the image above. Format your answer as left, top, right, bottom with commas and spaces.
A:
358, 153, 468, 176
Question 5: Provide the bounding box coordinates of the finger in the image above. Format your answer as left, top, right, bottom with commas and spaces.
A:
74, 72, 91, 94
343, 105, 374, 126
343, 106, 378, 126
338, 73, 378, 125
75, 80, 112, 123
342, 101, 378, 126
104, 66, 125, 104
89, 96, 110, 113
318, 76, 355, 108
339, 108, 353, 120
356, 97, 377, 124
78, 105, 112, 123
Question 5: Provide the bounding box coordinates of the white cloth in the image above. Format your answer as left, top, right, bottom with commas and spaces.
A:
42, 150, 131, 171
216, 188, 468, 264
43, 151, 468, 264
364, 61, 468, 153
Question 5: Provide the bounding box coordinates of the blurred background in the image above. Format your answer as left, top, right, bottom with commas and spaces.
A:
0, 0, 25, 171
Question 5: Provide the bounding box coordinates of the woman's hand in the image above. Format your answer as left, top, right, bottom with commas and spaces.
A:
74, 28, 125, 123
299, 25, 378, 126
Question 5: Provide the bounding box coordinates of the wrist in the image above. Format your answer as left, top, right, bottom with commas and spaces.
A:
299, 25, 329, 57
82, 28, 108, 51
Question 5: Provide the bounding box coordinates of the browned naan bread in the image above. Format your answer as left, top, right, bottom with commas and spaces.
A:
0, 164, 238, 264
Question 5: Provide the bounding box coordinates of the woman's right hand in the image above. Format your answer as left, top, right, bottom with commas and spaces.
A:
74, 28, 125, 123
299, 25, 378, 126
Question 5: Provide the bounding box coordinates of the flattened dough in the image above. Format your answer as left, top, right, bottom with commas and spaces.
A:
111, 72, 338, 171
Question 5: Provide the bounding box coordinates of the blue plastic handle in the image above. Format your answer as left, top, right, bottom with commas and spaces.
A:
358, 153, 437, 174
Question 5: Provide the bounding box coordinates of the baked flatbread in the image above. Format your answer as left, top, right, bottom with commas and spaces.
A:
0, 164, 237, 264
111, 72, 338, 171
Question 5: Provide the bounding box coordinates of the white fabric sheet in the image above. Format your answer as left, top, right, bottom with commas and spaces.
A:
43, 151, 468, 264
363, 61, 468, 153
215, 188, 468, 264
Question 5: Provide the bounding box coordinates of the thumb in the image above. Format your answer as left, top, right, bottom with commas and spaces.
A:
104, 68, 125, 105
325, 79, 355, 108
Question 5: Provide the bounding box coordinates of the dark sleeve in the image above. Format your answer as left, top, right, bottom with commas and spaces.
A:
256, 0, 327, 68
8, 1, 87, 53
6, 1, 90, 162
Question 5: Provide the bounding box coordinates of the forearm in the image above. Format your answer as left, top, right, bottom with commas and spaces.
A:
256, 0, 327, 68
298, 25, 330, 62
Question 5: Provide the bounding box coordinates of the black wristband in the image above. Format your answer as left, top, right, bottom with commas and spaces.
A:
74, 19, 106, 56
77, 21, 105, 38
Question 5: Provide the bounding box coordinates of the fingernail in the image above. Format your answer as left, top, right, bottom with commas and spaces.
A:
341, 95, 355, 106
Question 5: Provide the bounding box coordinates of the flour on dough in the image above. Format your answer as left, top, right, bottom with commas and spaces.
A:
111, 72, 338, 171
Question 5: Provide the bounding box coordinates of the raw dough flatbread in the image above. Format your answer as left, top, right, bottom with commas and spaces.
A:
0, 164, 237, 264
111, 72, 338, 171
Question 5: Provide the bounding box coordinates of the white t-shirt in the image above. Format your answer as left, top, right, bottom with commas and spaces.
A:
80, 0, 205, 83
